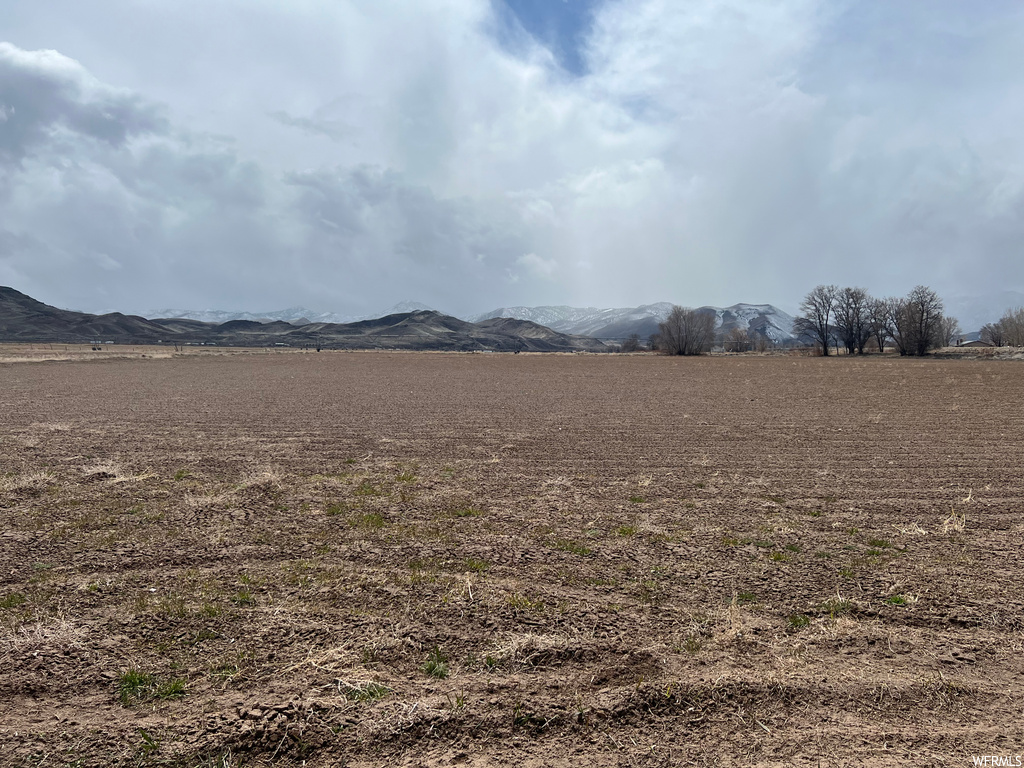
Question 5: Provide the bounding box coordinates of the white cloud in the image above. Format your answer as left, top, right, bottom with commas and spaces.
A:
0, 0, 1023, 319
516, 252, 557, 280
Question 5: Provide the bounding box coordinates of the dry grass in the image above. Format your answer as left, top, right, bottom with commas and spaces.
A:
0, 470, 53, 494
941, 507, 967, 534
1, 610, 85, 652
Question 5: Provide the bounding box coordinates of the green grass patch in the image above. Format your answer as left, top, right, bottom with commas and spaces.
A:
423, 646, 449, 679
506, 592, 545, 612
230, 588, 255, 607
354, 481, 385, 497
350, 512, 386, 529
551, 539, 592, 556
118, 669, 187, 706
820, 596, 854, 617
325, 501, 352, 516
788, 613, 811, 629
340, 681, 391, 701
0, 593, 27, 610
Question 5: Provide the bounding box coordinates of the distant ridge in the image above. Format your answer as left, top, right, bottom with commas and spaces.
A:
473, 302, 798, 342
146, 300, 435, 326
0, 288, 604, 352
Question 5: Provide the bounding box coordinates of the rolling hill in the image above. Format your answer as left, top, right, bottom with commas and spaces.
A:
0, 288, 606, 352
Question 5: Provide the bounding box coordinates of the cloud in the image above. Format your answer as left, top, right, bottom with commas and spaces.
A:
267, 110, 353, 143
0, 0, 1023, 321
516, 252, 557, 280
0, 42, 166, 165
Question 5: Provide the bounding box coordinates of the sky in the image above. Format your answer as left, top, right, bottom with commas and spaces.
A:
1, 0, 1023, 318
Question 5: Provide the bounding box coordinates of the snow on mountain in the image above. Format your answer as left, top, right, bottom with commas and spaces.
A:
474, 302, 798, 341
386, 300, 434, 315
148, 306, 355, 325
146, 298, 797, 341
147, 300, 436, 326
703, 304, 798, 344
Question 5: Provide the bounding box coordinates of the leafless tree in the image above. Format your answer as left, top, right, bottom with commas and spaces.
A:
620, 333, 642, 352
835, 287, 871, 354
867, 298, 890, 353
725, 327, 750, 352
1000, 307, 1024, 346
938, 315, 962, 347
980, 321, 1005, 347
793, 284, 838, 355
657, 306, 716, 355
908, 285, 946, 355
883, 296, 911, 355
887, 286, 945, 356
753, 331, 775, 353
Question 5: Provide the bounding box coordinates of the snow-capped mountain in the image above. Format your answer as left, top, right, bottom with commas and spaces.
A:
470, 303, 674, 336
147, 301, 435, 326
472, 302, 798, 341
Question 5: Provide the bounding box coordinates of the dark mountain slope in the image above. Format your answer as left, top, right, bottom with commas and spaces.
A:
0, 288, 607, 352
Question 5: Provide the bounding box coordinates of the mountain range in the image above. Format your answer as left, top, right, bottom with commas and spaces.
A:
146, 301, 800, 342
470, 303, 799, 342
0, 288, 604, 352
146, 300, 435, 326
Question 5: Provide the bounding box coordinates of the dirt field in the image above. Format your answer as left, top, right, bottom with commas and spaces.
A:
1, 351, 1023, 767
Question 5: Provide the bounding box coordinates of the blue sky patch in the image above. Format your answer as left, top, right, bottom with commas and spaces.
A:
496, 0, 603, 75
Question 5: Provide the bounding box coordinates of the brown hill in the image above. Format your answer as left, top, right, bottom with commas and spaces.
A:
0, 287, 606, 352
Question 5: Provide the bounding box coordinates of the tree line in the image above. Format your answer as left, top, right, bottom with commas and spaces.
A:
794, 284, 960, 357
980, 307, 1024, 347
641, 286, 1022, 356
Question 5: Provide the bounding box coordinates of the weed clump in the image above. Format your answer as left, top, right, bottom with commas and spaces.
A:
788, 613, 811, 629
339, 681, 391, 701
423, 646, 449, 679
551, 539, 592, 556
118, 669, 187, 706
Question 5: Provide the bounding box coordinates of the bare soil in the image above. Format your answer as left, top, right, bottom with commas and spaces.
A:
1, 351, 1023, 767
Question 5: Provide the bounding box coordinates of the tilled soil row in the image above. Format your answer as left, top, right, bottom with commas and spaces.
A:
1, 352, 1023, 766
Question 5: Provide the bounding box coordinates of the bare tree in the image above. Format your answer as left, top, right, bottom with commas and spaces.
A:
753, 330, 775, 353
658, 306, 716, 355
1000, 307, 1024, 346
793, 284, 838, 355
907, 285, 945, 355
620, 333, 642, 352
938, 315, 962, 347
887, 286, 945, 356
884, 296, 911, 355
868, 298, 890, 353
980, 321, 1005, 347
835, 287, 871, 354
725, 327, 750, 353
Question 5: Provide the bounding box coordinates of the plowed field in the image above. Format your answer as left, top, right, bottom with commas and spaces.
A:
2, 351, 1023, 767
